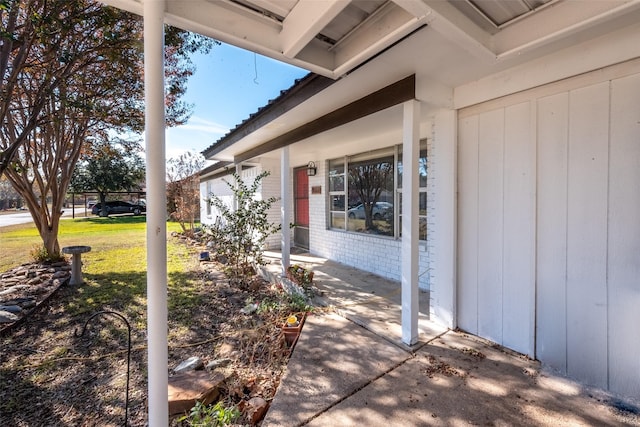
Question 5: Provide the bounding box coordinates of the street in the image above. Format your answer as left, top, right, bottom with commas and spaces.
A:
0, 207, 87, 228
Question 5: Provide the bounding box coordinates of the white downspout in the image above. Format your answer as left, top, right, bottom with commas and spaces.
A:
144, 0, 168, 424
281, 146, 291, 275
401, 100, 420, 345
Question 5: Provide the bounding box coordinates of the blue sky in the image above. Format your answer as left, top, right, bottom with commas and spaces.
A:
165, 42, 308, 160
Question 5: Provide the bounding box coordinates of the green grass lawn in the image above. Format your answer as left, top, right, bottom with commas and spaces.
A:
0, 216, 195, 328
0, 216, 180, 271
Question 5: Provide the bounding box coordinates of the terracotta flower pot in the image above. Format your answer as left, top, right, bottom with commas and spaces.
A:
282, 313, 306, 348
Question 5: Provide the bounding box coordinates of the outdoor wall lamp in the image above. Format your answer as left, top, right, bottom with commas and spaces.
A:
307, 161, 317, 176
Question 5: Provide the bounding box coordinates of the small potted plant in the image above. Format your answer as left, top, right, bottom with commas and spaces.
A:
282, 313, 305, 348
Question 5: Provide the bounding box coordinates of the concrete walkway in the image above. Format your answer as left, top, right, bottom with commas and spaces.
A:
261, 252, 640, 427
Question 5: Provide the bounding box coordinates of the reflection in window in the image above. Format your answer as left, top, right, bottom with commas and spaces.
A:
347, 151, 394, 236
328, 159, 345, 229
398, 140, 428, 240
327, 140, 428, 240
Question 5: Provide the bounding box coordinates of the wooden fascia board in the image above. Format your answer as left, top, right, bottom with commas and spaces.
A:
199, 161, 232, 179
234, 74, 415, 163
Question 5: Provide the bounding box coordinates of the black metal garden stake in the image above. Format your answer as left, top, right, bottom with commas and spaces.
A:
75, 311, 132, 427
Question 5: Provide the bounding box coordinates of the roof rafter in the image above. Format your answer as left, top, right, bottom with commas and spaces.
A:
281, 0, 351, 58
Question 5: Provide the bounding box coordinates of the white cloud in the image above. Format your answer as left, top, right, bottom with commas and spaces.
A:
177, 116, 229, 135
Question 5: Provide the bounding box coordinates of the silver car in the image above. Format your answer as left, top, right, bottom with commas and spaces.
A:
347, 201, 393, 220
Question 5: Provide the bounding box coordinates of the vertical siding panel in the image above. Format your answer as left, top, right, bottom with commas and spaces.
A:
503, 101, 536, 356
457, 115, 480, 334
608, 74, 640, 397
477, 109, 505, 344
536, 92, 569, 371
566, 82, 609, 388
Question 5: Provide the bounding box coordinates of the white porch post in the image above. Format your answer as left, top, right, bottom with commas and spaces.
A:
144, 0, 168, 425
281, 146, 291, 275
402, 100, 420, 345
432, 110, 457, 328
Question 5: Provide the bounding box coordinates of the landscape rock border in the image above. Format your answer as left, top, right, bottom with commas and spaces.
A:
0, 261, 71, 336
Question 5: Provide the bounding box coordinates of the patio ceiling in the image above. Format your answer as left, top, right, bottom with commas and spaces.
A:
101, 0, 640, 79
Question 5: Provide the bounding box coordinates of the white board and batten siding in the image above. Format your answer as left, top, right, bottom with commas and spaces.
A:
457, 61, 640, 399
458, 104, 535, 356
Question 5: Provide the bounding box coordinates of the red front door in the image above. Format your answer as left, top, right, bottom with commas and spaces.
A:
294, 167, 309, 249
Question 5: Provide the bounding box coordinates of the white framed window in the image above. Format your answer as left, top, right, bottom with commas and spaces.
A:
327, 140, 427, 240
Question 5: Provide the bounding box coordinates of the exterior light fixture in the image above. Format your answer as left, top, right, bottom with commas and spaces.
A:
307, 161, 317, 176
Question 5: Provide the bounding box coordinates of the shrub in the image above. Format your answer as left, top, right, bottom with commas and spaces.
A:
177, 401, 239, 426
206, 171, 281, 284
30, 244, 64, 263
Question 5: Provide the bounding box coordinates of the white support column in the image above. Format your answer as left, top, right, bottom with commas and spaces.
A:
144, 0, 167, 425
432, 109, 457, 329
281, 147, 291, 275
402, 100, 420, 345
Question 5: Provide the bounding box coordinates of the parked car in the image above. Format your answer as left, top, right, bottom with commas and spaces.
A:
347, 201, 393, 220
91, 200, 146, 216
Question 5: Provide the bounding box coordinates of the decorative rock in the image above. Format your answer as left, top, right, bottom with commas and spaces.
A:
21, 299, 36, 309
0, 287, 19, 296
205, 358, 232, 370
168, 371, 224, 416
0, 310, 19, 323
52, 271, 68, 279
27, 277, 42, 285
0, 305, 22, 313
174, 356, 204, 373
0, 261, 70, 327
245, 396, 269, 424
240, 302, 258, 315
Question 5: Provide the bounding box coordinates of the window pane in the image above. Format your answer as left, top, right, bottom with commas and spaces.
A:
347, 154, 394, 237
331, 212, 345, 229
328, 159, 345, 192
398, 216, 427, 240
330, 195, 345, 211
419, 217, 427, 241
419, 192, 427, 216
398, 193, 427, 240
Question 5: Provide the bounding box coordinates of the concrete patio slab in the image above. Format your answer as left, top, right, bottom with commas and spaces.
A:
262, 312, 412, 427
306, 330, 640, 426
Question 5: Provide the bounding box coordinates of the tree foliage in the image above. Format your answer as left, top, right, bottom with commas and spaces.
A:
206, 171, 281, 284
167, 151, 205, 235
70, 138, 145, 216
0, 0, 216, 257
